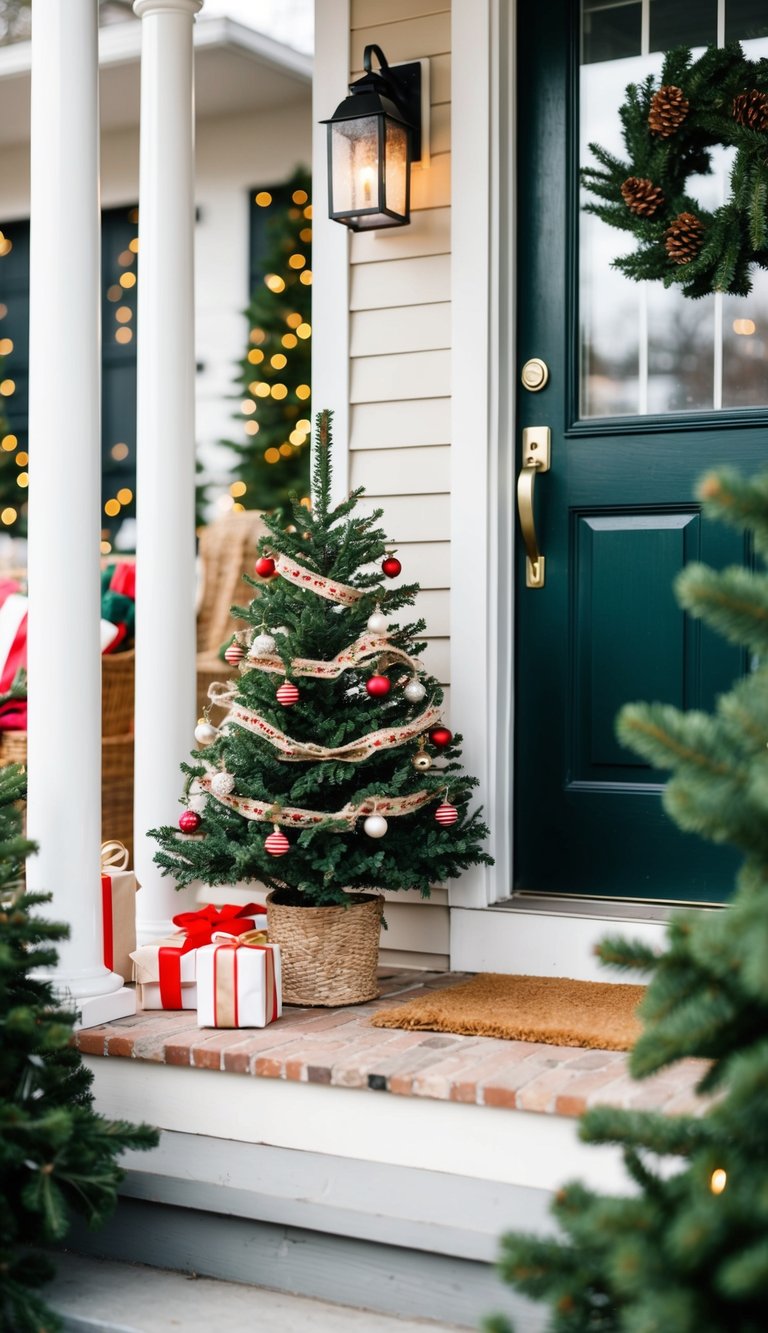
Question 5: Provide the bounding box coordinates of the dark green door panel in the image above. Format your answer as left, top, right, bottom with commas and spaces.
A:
514, 0, 764, 903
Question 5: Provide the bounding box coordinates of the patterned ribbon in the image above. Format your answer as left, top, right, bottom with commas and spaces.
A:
210, 930, 278, 1028
275, 552, 363, 606
212, 697, 442, 764
197, 776, 438, 828
244, 632, 422, 680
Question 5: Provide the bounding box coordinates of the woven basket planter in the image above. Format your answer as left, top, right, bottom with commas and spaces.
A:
266, 891, 384, 1007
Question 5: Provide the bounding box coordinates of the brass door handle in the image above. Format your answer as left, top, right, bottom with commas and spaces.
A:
517, 427, 550, 588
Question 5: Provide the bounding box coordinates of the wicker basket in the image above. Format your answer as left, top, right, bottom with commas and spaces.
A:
0, 730, 28, 766
101, 734, 135, 860
266, 891, 384, 1007
103, 650, 135, 736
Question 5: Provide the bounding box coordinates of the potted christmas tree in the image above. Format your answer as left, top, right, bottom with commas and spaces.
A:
152, 410, 491, 1005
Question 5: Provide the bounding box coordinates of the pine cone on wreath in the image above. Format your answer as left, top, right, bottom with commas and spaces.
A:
665, 211, 705, 265
648, 84, 690, 137
732, 89, 768, 131
620, 176, 665, 217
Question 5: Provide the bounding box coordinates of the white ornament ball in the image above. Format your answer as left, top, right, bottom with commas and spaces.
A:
404, 678, 426, 703
367, 610, 388, 635
211, 771, 236, 797
250, 632, 277, 657
194, 721, 218, 746
363, 814, 389, 839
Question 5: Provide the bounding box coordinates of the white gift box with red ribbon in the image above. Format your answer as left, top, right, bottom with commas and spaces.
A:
196, 931, 282, 1028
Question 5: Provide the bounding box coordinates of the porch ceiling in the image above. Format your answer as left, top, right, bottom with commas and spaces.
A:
0, 17, 311, 147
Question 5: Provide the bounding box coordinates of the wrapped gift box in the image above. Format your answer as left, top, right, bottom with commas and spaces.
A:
101, 841, 138, 983
131, 935, 198, 1010
197, 933, 282, 1028
130, 902, 267, 1011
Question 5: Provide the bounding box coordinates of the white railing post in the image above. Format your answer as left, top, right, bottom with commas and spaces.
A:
26, 0, 135, 1024
133, 0, 202, 944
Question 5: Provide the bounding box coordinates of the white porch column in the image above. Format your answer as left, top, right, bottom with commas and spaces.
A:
133, 0, 202, 944
26, 0, 135, 1023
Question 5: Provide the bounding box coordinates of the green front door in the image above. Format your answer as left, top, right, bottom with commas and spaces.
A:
515, 0, 768, 903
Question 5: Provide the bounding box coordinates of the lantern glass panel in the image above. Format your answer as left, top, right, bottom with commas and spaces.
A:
383, 116, 409, 219
330, 114, 380, 216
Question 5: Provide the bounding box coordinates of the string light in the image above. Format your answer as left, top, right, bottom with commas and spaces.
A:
264, 448, 280, 464
299, 227, 312, 242
0, 304, 7, 318
300, 496, 311, 509
271, 383, 288, 399
111, 442, 129, 461
129, 237, 140, 253
241, 398, 257, 413
250, 328, 266, 344
115, 306, 132, 323
292, 189, 309, 205
270, 353, 287, 369
115, 328, 133, 344
289, 428, 306, 446
128, 207, 139, 223
710, 1168, 727, 1195
255, 191, 272, 207
279, 443, 293, 456
288, 254, 306, 269
247, 349, 265, 364
1, 434, 16, 452
16, 472, 28, 488
286, 313, 302, 329
0, 337, 13, 354
254, 384, 270, 398
119, 272, 136, 289
232, 501, 245, 512
0, 238, 13, 256
15, 452, 28, 466
281, 333, 298, 349
299, 270, 312, 285
117, 487, 133, 505
107, 285, 122, 301
1, 507, 17, 524
303, 205, 313, 219
230, 481, 247, 497
244, 421, 259, 436
297, 418, 311, 431
296, 384, 311, 400
265, 274, 285, 293
0, 379, 15, 396
118, 249, 134, 267
104, 499, 121, 517
100, 539, 112, 555
296, 322, 311, 339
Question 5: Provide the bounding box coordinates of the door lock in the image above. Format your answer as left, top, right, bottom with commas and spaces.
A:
520, 358, 549, 392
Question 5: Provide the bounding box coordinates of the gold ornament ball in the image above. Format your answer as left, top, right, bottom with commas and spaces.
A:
412, 751, 433, 771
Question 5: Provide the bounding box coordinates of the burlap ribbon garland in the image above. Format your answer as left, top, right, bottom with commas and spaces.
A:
197, 775, 437, 828
274, 552, 363, 606
207, 689, 442, 763
244, 632, 422, 680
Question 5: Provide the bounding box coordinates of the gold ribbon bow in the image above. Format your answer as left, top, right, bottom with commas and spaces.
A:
100, 840, 129, 871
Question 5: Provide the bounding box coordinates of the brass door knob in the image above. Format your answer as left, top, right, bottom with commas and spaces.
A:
521, 358, 549, 392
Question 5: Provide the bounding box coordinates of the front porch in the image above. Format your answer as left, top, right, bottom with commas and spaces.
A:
71, 968, 708, 1330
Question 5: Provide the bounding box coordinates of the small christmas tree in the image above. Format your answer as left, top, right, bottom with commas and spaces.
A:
0, 764, 158, 1332
490, 468, 768, 1333
222, 168, 312, 519
152, 409, 491, 905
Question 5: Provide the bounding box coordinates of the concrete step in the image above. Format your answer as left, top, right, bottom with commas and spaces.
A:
48, 1253, 466, 1333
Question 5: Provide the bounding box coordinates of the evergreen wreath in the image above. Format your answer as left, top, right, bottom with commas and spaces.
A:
582, 43, 768, 298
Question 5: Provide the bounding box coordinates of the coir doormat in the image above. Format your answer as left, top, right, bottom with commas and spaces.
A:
371, 973, 645, 1051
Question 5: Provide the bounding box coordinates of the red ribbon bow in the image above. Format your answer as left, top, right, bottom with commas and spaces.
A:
157, 903, 262, 1009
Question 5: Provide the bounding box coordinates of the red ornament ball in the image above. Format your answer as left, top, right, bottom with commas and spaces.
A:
276, 680, 300, 706
435, 802, 458, 827
381, 555, 401, 578
224, 641, 245, 666
429, 726, 453, 748
265, 828, 290, 856
366, 673, 391, 698
254, 556, 276, 579
179, 810, 202, 834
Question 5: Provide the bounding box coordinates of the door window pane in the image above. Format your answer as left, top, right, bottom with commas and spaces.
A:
579, 1, 768, 419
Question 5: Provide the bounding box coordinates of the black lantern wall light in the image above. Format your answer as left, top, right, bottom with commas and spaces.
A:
323, 44, 427, 231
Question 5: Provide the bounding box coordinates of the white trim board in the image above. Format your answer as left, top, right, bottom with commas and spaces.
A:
451, 905, 667, 984
85, 1056, 631, 1196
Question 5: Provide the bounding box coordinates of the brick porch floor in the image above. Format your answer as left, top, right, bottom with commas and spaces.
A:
75, 968, 709, 1119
